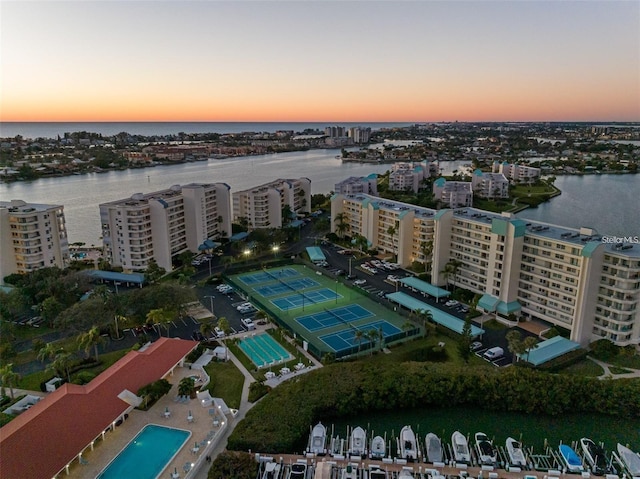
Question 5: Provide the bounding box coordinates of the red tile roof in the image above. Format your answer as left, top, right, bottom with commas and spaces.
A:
0, 337, 198, 479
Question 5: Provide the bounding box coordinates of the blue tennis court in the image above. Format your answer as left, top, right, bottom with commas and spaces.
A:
254, 277, 320, 297
296, 304, 373, 331
238, 268, 299, 285
319, 320, 403, 353
271, 289, 341, 310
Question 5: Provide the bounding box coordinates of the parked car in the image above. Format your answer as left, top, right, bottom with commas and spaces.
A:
470, 341, 483, 351
483, 347, 504, 360
354, 279, 367, 286
241, 318, 256, 330
346, 274, 357, 280
214, 327, 225, 338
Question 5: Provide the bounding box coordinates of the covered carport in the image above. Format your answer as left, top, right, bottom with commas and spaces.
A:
306, 246, 327, 263
399, 276, 451, 300
386, 291, 484, 337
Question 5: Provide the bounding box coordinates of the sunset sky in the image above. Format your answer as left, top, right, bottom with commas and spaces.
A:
1, 0, 638, 122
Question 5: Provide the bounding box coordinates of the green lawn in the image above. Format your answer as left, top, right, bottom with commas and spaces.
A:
204, 359, 244, 409
511, 184, 556, 196
556, 358, 605, 377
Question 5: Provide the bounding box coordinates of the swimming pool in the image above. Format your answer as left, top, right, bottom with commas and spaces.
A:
97, 424, 190, 479
238, 333, 292, 368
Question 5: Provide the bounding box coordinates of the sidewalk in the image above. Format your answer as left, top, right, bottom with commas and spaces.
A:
588, 356, 640, 380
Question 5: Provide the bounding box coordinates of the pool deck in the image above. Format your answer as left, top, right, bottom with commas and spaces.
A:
65, 366, 229, 479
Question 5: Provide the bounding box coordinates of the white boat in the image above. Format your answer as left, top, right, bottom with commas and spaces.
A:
368, 465, 388, 479
425, 433, 443, 463
397, 470, 414, 479
617, 443, 640, 478
308, 422, 327, 455
506, 437, 527, 468
349, 426, 367, 456
341, 463, 358, 479
451, 431, 471, 464
287, 462, 307, 479
559, 444, 584, 473
475, 432, 497, 466
399, 425, 418, 461
370, 435, 386, 459
580, 438, 610, 476
262, 462, 282, 479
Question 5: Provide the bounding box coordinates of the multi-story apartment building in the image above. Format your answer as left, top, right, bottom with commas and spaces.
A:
493, 161, 541, 183
334, 175, 378, 196
389, 161, 436, 193
432, 178, 473, 208
0, 200, 70, 280
331, 193, 640, 346
100, 183, 232, 273
348, 127, 371, 144
232, 178, 311, 230
471, 170, 510, 199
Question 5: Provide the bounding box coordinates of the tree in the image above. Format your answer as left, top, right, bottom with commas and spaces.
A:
366, 329, 379, 355
458, 317, 473, 363
420, 240, 434, 273
402, 320, 414, 338
200, 321, 215, 340
353, 329, 364, 355
522, 336, 539, 363
146, 308, 175, 336
334, 213, 349, 239
78, 326, 105, 361
37, 343, 59, 364
49, 352, 73, 383
506, 330, 526, 363
145, 259, 166, 283
386, 223, 398, 261
208, 451, 258, 479
415, 309, 434, 338
0, 363, 21, 399
178, 376, 197, 399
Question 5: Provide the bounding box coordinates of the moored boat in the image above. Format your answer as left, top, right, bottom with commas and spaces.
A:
425, 433, 443, 463
287, 462, 307, 479
559, 444, 584, 473
262, 461, 282, 479
368, 464, 388, 479
475, 432, 498, 466
370, 435, 386, 459
308, 422, 327, 455
506, 437, 527, 468
617, 443, 640, 478
398, 425, 418, 461
580, 438, 610, 476
349, 426, 367, 456
452, 431, 471, 464
341, 463, 358, 479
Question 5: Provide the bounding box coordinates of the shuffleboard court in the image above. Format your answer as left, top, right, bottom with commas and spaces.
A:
319, 320, 402, 353
296, 304, 374, 332
238, 268, 299, 285
271, 288, 341, 310
254, 277, 319, 297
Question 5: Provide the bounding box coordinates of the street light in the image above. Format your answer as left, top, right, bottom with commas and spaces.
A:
243, 249, 251, 261
204, 295, 215, 316
114, 281, 121, 294
272, 244, 279, 258
207, 256, 212, 277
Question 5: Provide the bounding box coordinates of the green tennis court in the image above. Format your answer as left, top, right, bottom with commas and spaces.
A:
226, 264, 417, 358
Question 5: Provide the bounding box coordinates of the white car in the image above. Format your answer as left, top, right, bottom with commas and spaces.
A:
241, 318, 256, 330
354, 279, 367, 286
214, 327, 225, 338
236, 302, 252, 311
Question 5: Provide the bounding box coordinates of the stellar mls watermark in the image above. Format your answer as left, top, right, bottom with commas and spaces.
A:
601, 235, 640, 244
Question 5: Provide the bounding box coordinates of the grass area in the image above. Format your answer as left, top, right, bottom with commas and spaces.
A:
602, 353, 640, 370
609, 366, 633, 375
203, 359, 244, 409
18, 349, 129, 391
511, 184, 556, 196
482, 318, 508, 330
11, 324, 55, 341
472, 198, 514, 213
556, 358, 604, 377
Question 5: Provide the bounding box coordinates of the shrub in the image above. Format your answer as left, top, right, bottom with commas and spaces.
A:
248, 382, 270, 403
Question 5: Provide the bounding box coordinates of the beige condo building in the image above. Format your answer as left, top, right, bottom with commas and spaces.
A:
99, 183, 232, 273
331, 193, 640, 346
0, 200, 70, 280
232, 178, 311, 230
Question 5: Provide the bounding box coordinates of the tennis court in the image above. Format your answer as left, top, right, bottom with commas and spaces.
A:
226, 264, 417, 359
238, 268, 299, 285
271, 288, 340, 310
254, 277, 319, 297
319, 320, 403, 353
238, 333, 293, 368
296, 304, 373, 332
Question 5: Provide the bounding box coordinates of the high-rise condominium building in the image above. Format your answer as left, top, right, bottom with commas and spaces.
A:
0, 200, 69, 280
334, 175, 378, 196
232, 178, 311, 230
331, 193, 640, 346
100, 183, 232, 272
493, 161, 541, 183
471, 170, 510, 199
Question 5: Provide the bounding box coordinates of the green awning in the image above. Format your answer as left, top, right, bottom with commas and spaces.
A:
496, 300, 521, 315
478, 293, 500, 312
400, 276, 451, 299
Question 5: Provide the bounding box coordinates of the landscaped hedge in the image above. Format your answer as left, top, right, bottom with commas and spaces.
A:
227, 361, 640, 453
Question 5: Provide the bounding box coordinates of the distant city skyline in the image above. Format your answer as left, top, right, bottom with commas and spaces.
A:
1, 1, 638, 122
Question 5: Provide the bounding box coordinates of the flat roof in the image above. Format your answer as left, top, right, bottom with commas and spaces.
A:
386, 291, 484, 337
399, 277, 450, 299
0, 338, 198, 479
306, 246, 327, 262
86, 270, 146, 284
518, 336, 581, 366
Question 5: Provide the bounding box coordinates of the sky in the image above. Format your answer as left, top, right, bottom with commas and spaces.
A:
1, 0, 638, 122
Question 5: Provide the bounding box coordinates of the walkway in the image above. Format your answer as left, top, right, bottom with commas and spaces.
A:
588, 356, 640, 380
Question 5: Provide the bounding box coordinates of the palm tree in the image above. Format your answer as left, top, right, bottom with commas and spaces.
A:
78, 326, 104, 361
386, 224, 398, 261
37, 343, 58, 364
0, 363, 21, 399
200, 321, 214, 340
415, 309, 434, 338
402, 320, 414, 338
420, 240, 433, 273
522, 336, 539, 363
334, 212, 348, 239
146, 308, 174, 337
49, 352, 73, 383
505, 330, 525, 363
366, 329, 379, 355
353, 329, 364, 355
